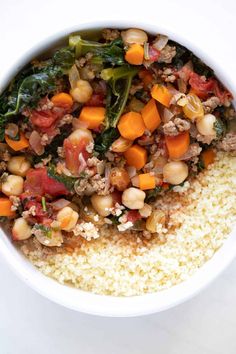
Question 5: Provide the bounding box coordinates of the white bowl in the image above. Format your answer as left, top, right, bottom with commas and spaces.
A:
0, 21, 236, 317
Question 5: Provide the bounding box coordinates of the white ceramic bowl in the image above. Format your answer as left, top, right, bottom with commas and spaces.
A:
0, 21, 236, 317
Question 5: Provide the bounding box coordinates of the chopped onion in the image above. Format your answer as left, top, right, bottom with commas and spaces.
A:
78, 153, 87, 174
163, 108, 174, 123
69, 64, 80, 89
144, 42, 150, 60
126, 166, 137, 178
104, 164, 111, 194
29, 131, 44, 155
152, 34, 168, 51
5, 123, 19, 138
131, 175, 139, 187
51, 199, 71, 210
121, 28, 148, 45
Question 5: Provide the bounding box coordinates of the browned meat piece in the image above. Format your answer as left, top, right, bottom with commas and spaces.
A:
102, 29, 120, 41
163, 121, 178, 136
163, 118, 190, 136
161, 68, 176, 83
174, 118, 191, 132
158, 45, 176, 64
203, 96, 220, 114
196, 133, 215, 145
217, 133, 236, 151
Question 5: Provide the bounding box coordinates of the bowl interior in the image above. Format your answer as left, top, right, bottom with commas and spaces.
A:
0, 21, 236, 317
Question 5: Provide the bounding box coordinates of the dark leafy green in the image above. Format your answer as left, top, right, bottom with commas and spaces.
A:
0, 47, 75, 141
169, 40, 214, 77
34, 224, 52, 238
214, 118, 226, 138
69, 35, 124, 66
145, 186, 162, 203
94, 127, 119, 154
47, 164, 77, 192
94, 65, 138, 154
101, 66, 138, 129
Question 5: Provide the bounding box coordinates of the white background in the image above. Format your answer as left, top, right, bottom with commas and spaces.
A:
1, 0, 236, 353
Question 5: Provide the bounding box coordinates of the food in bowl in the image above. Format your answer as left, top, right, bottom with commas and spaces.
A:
0, 28, 236, 296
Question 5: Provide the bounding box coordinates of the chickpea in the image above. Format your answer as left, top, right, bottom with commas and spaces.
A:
146, 210, 166, 233
121, 28, 148, 45
68, 128, 93, 145
163, 161, 188, 185
196, 114, 216, 136
110, 167, 130, 191
57, 206, 79, 231
70, 79, 93, 103
122, 187, 146, 210
7, 156, 31, 177
2, 175, 24, 196
91, 194, 113, 217
35, 230, 63, 247
12, 218, 32, 241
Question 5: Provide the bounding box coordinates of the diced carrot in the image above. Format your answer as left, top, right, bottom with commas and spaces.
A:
139, 69, 153, 89
151, 84, 172, 107
118, 112, 145, 140
125, 44, 144, 65
165, 131, 190, 159
138, 173, 156, 190
201, 149, 216, 168
141, 98, 161, 132
78, 107, 105, 129
51, 92, 73, 109
124, 144, 147, 170
0, 198, 15, 217
5, 132, 29, 151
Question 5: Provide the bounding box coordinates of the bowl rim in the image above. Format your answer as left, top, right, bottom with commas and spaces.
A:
0, 20, 236, 317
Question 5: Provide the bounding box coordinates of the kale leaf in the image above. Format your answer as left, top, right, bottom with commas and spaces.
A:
94, 127, 119, 154
0, 47, 75, 141
94, 66, 138, 154
69, 35, 124, 66
214, 118, 226, 138
101, 66, 138, 129
145, 186, 162, 203
169, 40, 214, 78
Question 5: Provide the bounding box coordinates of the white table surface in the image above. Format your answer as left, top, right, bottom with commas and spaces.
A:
1, 0, 236, 353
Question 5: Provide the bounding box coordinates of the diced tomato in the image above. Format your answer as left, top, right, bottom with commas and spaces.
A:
189, 72, 233, 104
23, 198, 53, 224
148, 46, 160, 62
212, 80, 233, 104
86, 93, 105, 107
126, 210, 142, 223
63, 138, 90, 176
24, 168, 69, 197
27, 97, 69, 134
189, 72, 215, 99
29, 110, 59, 129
